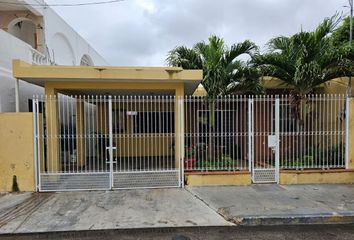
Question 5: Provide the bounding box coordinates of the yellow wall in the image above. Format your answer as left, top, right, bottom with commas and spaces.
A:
0, 113, 35, 192
114, 135, 174, 157
185, 170, 354, 186
193, 77, 349, 96
185, 172, 251, 186
320, 77, 348, 94
280, 170, 354, 184
95, 100, 176, 157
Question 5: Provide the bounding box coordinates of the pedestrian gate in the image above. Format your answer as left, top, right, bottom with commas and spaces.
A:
33, 95, 181, 191
249, 98, 280, 183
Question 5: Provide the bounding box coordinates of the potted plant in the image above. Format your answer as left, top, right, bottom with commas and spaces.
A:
184, 145, 196, 170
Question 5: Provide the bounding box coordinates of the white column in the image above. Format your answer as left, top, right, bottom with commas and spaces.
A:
15, 78, 20, 112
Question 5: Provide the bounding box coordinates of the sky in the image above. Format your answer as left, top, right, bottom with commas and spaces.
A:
46, 0, 350, 66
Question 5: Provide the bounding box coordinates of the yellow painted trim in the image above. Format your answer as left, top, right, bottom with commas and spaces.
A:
185, 170, 354, 186
45, 81, 185, 91
280, 171, 354, 184
13, 60, 202, 81
44, 91, 59, 171
175, 87, 184, 168
185, 173, 251, 186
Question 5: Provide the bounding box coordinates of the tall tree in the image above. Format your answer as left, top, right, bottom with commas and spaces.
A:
253, 14, 354, 125
331, 16, 354, 46
166, 35, 260, 98
254, 14, 353, 96
167, 36, 259, 161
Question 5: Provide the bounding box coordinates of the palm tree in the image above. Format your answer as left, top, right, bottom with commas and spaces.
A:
254, 15, 353, 95
167, 35, 260, 97
167, 36, 259, 162
253, 14, 354, 124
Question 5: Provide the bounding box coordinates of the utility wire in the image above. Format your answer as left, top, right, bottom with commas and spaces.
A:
0, 0, 124, 7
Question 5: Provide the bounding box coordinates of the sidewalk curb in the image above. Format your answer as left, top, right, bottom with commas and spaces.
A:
219, 213, 354, 226
187, 187, 354, 226
1, 224, 354, 239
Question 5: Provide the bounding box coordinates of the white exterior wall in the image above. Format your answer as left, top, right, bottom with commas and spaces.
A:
0, 0, 108, 112
0, 30, 44, 112
43, 7, 107, 66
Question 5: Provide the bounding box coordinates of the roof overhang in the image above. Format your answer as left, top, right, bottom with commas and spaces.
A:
13, 60, 203, 95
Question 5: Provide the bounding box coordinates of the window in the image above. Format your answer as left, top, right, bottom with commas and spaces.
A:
133, 111, 174, 133
80, 54, 93, 66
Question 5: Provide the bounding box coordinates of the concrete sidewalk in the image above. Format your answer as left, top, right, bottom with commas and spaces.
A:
1, 184, 354, 234
188, 184, 354, 225
0, 189, 229, 234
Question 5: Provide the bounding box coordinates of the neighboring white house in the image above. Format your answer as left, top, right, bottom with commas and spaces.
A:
0, 0, 108, 112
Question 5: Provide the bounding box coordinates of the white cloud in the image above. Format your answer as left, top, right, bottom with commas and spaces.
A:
47, 0, 346, 66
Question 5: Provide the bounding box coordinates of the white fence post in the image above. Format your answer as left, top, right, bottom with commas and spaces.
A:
179, 96, 185, 187
108, 96, 113, 189
345, 96, 350, 169
248, 98, 254, 173
275, 98, 280, 183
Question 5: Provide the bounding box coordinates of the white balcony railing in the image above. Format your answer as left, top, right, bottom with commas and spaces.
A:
0, 29, 48, 69
30, 48, 48, 65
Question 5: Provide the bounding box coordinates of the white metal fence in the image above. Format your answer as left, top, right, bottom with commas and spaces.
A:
183, 95, 348, 180
184, 96, 249, 172
33, 95, 181, 191
33, 94, 348, 190
277, 95, 347, 170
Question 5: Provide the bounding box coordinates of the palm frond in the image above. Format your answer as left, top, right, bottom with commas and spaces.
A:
166, 46, 202, 69
224, 40, 257, 64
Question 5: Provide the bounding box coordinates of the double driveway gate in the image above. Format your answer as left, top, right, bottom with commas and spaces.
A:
33, 94, 348, 191
33, 95, 181, 191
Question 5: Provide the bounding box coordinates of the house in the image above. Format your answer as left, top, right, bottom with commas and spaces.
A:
0, 0, 108, 113
1, 59, 352, 192
4, 60, 202, 191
